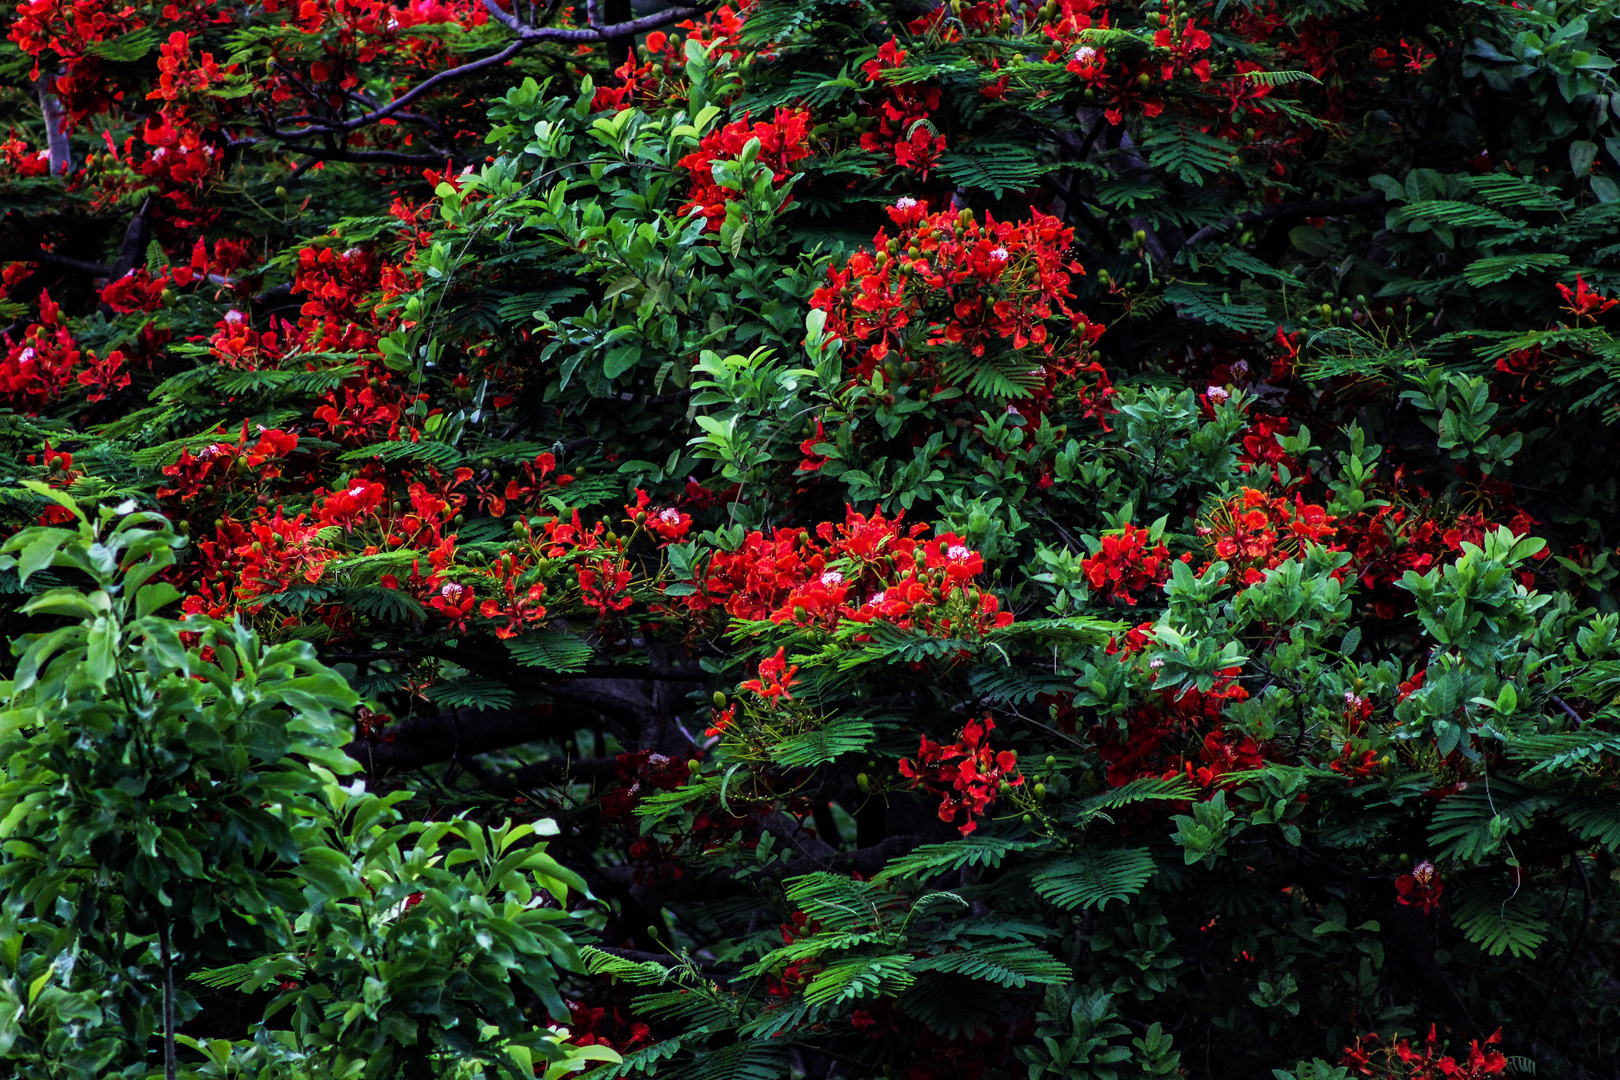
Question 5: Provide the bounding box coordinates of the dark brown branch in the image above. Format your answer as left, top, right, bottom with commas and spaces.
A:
1182, 190, 1386, 250
598, 833, 930, 899
341, 6, 702, 132
492, 754, 622, 791
248, 143, 450, 168
348, 704, 575, 773
0, 248, 115, 276
109, 199, 153, 278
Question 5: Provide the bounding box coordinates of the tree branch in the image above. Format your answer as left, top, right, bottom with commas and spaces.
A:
242, 142, 451, 168
0, 248, 114, 276
491, 754, 622, 791
35, 72, 72, 177
348, 704, 576, 773
105, 198, 153, 286
1182, 190, 1386, 250
338, 6, 702, 133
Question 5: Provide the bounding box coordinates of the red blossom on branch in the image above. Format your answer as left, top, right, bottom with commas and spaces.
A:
898, 716, 1022, 835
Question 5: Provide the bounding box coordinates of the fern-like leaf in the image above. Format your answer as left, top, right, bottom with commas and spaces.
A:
425, 677, 515, 712
909, 943, 1070, 988
507, 629, 594, 672
1427, 780, 1553, 863
803, 954, 916, 1008
771, 715, 874, 767
1449, 885, 1548, 958
894, 973, 998, 1039
344, 585, 426, 624
1463, 253, 1571, 286
1510, 729, 1620, 773
1557, 795, 1620, 850
686, 1043, 791, 1080
1031, 847, 1157, 911
874, 834, 1049, 882
1142, 127, 1233, 186
1163, 283, 1272, 332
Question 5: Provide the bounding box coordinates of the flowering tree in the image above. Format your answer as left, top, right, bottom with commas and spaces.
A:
2, 0, 1620, 1076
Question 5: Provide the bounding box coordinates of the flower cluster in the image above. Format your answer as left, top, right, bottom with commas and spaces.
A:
1080, 523, 1177, 605
590, 5, 750, 112
691, 506, 1010, 638
898, 716, 1022, 835
1197, 488, 1338, 585
564, 1000, 651, 1054
155, 425, 301, 508
0, 291, 129, 407
676, 108, 813, 232
858, 39, 946, 177
1095, 686, 1260, 792
809, 201, 1103, 409
181, 510, 333, 621
1342, 1026, 1506, 1080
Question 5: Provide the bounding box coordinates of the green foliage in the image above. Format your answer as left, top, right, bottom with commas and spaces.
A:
0, 497, 601, 1078
6, 0, 1620, 1075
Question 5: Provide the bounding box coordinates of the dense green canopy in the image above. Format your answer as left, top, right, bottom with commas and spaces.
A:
1, 0, 1619, 1077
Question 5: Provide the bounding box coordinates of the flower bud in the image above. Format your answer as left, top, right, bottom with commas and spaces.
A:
713, 690, 727, 708
857, 773, 871, 793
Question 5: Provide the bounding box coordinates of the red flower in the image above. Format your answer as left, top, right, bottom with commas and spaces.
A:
1556, 274, 1617, 321
740, 647, 799, 708
1081, 523, 1173, 605
676, 108, 813, 232
578, 556, 633, 615
1394, 860, 1444, 915
898, 716, 1022, 835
